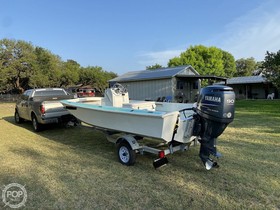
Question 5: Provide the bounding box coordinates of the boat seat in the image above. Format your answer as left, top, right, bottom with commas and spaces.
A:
123, 101, 156, 111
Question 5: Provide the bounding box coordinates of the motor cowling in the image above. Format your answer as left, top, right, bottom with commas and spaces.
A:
196, 85, 235, 124
195, 85, 235, 170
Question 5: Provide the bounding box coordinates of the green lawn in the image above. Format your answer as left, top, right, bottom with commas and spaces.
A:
0, 100, 279, 209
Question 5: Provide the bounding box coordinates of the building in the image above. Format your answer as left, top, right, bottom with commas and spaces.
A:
109, 65, 225, 102
220, 75, 278, 99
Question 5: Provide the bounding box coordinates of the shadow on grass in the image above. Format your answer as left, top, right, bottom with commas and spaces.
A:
3, 115, 116, 159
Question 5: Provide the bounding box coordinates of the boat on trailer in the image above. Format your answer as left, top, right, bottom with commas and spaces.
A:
61, 83, 235, 170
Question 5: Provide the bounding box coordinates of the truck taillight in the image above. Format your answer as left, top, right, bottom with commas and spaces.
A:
40, 105, 45, 114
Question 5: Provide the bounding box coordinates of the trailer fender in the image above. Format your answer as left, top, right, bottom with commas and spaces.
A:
116, 135, 140, 150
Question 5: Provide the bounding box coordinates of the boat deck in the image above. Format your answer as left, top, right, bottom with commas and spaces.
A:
61, 100, 168, 116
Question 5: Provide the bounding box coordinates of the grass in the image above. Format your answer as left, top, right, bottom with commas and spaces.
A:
0, 100, 280, 209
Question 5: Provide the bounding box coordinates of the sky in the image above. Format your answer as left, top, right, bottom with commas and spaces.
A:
1, 0, 280, 75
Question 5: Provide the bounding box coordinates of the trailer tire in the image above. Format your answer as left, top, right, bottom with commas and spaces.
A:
117, 141, 136, 166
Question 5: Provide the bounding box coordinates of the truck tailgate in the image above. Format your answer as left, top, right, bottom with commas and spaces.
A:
42, 101, 68, 113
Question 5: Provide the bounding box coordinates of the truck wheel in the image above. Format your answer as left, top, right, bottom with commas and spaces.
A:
117, 141, 136, 166
14, 110, 24, 124
32, 114, 42, 132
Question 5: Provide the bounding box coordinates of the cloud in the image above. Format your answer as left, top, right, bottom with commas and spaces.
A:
137, 49, 183, 67
216, 0, 280, 61
137, 0, 280, 68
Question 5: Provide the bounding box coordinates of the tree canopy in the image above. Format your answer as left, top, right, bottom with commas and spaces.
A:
235, 57, 259, 77
168, 45, 236, 77
0, 39, 36, 93
262, 50, 280, 90
79, 66, 117, 93
0, 38, 117, 93
146, 63, 163, 70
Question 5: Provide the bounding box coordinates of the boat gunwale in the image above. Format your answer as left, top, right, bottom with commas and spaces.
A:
61, 99, 179, 118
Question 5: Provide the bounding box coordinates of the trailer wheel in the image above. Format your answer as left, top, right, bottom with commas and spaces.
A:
32, 114, 43, 132
117, 141, 136, 166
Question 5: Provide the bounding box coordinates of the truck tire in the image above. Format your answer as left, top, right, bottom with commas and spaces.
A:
14, 110, 24, 124
117, 141, 136, 166
31, 114, 43, 132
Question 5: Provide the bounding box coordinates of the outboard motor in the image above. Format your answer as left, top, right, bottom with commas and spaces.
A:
195, 85, 235, 170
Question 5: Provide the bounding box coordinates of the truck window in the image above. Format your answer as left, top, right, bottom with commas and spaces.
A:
22, 90, 32, 100
34, 90, 67, 97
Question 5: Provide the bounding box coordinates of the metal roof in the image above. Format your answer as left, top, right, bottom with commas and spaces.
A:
217, 76, 267, 85
110, 65, 199, 82
177, 75, 227, 81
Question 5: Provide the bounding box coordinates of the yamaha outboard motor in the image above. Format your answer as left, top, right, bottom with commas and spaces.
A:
195, 85, 235, 170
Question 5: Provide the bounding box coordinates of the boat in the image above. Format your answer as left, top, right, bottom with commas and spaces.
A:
61, 84, 194, 143
61, 83, 235, 170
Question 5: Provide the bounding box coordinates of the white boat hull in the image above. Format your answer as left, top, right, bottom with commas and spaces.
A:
62, 99, 179, 142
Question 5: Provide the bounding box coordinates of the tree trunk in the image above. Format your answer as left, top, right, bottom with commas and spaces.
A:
15, 77, 24, 93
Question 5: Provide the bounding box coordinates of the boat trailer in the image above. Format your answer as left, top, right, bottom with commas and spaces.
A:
104, 128, 199, 169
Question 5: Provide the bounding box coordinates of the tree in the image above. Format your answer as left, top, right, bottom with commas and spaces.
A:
79, 66, 117, 93
59, 59, 80, 87
168, 45, 236, 77
97, 70, 117, 93
31, 47, 62, 88
167, 57, 182, 67
235, 57, 258, 77
146, 63, 163, 70
0, 38, 118, 93
0, 39, 36, 93
222, 51, 236, 78
262, 50, 280, 90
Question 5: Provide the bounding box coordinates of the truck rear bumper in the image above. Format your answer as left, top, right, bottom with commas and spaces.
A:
39, 114, 76, 124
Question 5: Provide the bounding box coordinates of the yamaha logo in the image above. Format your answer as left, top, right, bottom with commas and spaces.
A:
205, 95, 221, 103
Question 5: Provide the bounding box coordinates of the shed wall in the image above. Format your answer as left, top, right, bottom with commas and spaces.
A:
120, 79, 173, 101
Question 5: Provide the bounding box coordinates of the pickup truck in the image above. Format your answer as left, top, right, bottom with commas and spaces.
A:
14, 88, 77, 131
